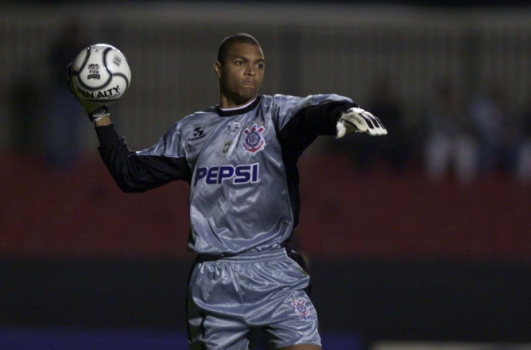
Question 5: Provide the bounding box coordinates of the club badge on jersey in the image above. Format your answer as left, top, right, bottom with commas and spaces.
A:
243, 123, 266, 153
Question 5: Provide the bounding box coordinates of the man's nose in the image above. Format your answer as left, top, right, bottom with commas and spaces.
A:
245, 67, 255, 76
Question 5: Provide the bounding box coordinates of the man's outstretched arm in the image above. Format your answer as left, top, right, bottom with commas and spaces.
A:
277, 99, 387, 159
94, 118, 191, 193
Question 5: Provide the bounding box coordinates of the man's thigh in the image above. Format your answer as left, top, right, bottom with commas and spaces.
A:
187, 260, 250, 349
187, 251, 322, 349
241, 256, 321, 349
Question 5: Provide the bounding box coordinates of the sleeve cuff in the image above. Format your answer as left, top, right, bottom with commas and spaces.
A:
95, 124, 120, 146
333, 102, 358, 121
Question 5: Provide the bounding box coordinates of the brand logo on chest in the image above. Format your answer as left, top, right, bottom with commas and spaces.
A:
188, 126, 206, 142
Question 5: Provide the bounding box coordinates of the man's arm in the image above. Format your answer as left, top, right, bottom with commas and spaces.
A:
276, 96, 387, 159
277, 100, 357, 159
67, 62, 191, 192
95, 117, 191, 193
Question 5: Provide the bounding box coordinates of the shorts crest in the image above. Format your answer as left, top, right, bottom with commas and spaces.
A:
291, 298, 315, 321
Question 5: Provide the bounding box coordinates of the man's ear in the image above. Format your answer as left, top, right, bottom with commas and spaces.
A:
214, 61, 222, 78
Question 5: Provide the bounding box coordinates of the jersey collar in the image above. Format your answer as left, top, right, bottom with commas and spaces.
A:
216, 96, 262, 117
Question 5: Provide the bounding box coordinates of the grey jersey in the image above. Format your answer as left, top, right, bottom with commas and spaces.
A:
96, 94, 355, 256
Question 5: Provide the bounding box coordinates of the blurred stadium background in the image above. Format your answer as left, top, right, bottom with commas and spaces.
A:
1, 0, 531, 349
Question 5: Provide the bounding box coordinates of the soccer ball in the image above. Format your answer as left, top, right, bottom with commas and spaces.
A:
69, 43, 131, 104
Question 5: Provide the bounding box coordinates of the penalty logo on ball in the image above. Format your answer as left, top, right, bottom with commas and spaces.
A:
76, 85, 121, 100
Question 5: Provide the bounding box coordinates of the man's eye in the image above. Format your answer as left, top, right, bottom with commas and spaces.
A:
257, 63, 265, 69
235, 61, 243, 66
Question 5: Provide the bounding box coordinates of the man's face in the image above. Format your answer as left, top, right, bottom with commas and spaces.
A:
215, 43, 265, 107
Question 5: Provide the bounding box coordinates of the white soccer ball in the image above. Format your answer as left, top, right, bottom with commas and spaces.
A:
70, 43, 131, 104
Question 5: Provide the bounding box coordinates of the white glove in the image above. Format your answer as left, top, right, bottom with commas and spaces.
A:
336, 107, 387, 138
67, 62, 110, 122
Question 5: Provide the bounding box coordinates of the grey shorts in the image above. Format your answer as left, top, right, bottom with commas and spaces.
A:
186, 248, 321, 349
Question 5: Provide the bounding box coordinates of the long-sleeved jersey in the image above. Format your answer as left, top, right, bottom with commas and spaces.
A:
96, 94, 356, 257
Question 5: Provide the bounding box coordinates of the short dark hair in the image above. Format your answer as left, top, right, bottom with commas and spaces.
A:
217, 33, 261, 63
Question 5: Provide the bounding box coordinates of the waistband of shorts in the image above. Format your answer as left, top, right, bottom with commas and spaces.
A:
199, 248, 288, 262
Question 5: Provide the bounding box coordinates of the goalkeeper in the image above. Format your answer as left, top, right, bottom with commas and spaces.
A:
69, 33, 386, 350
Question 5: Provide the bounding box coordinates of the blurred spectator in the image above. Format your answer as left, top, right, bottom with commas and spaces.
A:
364, 78, 410, 172
516, 96, 531, 183
422, 80, 479, 183
468, 84, 520, 177
8, 70, 45, 155
45, 21, 86, 168
319, 79, 408, 174
338, 78, 408, 173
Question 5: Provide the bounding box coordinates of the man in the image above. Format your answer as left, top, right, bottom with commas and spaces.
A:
69, 33, 386, 350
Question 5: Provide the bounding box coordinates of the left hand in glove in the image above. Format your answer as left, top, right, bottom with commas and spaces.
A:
336, 107, 387, 138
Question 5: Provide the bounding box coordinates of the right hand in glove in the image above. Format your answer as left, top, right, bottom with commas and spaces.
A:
67, 62, 110, 123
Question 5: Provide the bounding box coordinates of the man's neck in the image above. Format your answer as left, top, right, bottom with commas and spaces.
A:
219, 94, 257, 109
219, 97, 257, 111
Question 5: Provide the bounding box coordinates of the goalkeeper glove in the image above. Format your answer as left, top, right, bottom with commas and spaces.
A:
67, 62, 110, 123
336, 107, 387, 138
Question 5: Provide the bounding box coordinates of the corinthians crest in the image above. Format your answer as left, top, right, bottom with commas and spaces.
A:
242, 123, 266, 154
291, 298, 314, 321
